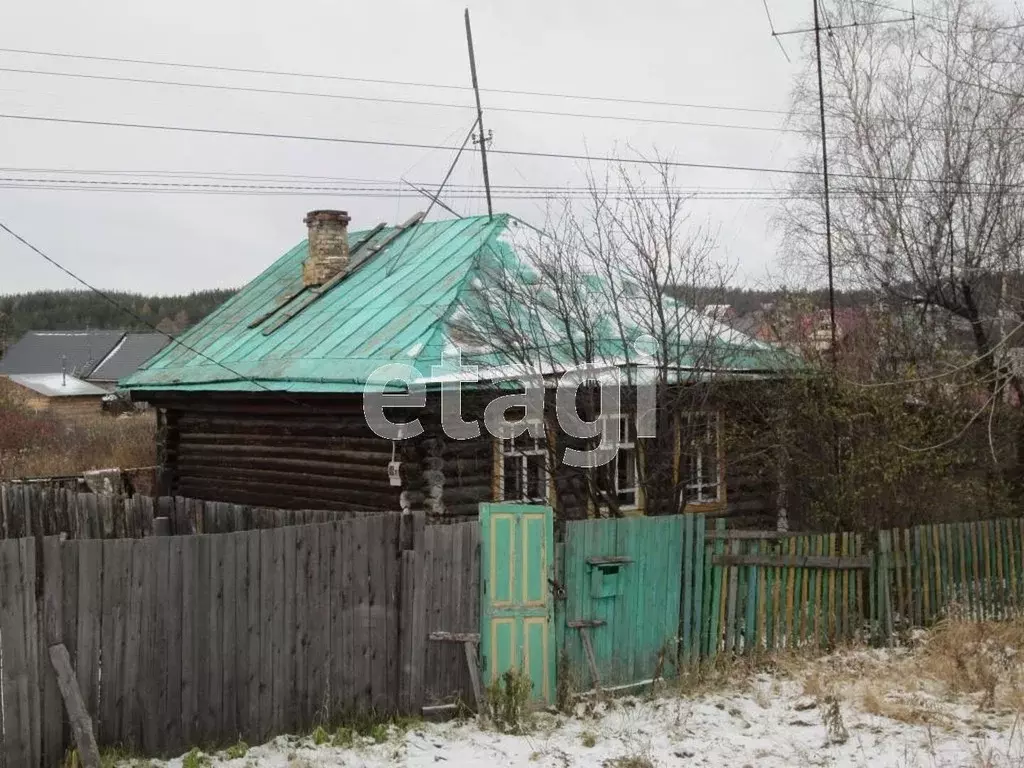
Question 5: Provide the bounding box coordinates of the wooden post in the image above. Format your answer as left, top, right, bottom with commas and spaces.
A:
48, 643, 100, 768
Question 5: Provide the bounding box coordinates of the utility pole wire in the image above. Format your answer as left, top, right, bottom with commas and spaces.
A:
813, 0, 839, 362
464, 8, 493, 219
762, 0, 793, 62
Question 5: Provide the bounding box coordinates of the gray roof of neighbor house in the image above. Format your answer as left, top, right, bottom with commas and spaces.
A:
87, 333, 170, 383
7, 373, 108, 398
0, 330, 125, 377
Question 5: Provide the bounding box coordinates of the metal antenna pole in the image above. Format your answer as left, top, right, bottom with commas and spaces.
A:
813, 0, 838, 363
464, 8, 493, 219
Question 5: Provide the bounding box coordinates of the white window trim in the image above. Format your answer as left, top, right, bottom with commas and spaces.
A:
599, 413, 639, 511
683, 412, 722, 506
497, 420, 549, 503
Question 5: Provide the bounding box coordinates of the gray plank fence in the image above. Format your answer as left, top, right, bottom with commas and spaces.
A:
0, 511, 479, 766
0, 482, 364, 539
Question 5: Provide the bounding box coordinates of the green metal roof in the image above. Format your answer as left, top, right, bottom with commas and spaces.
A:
122, 213, 798, 395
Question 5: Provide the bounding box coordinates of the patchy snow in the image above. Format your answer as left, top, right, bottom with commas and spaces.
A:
137, 661, 1023, 768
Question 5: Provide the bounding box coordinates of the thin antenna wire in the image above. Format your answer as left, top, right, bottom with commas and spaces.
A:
386, 118, 479, 276
762, 0, 794, 62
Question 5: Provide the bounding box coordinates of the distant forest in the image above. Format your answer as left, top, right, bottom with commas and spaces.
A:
0, 289, 238, 344
0, 285, 866, 349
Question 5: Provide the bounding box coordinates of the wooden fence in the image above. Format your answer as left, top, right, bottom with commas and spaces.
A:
556, 513, 1024, 693
0, 510, 486, 767
0, 481, 360, 539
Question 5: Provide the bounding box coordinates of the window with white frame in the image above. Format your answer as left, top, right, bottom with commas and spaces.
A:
498, 420, 549, 503
597, 414, 638, 509
683, 412, 721, 505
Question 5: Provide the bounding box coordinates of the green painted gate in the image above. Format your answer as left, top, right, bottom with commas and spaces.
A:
559, 515, 687, 690
479, 502, 555, 704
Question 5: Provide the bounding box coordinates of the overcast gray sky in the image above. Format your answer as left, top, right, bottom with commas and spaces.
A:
0, 0, 896, 295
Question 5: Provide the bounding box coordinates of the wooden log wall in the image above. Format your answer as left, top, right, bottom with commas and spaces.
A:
0, 512, 448, 765
155, 395, 404, 511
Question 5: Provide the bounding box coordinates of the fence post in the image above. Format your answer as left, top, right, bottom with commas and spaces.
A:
398, 511, 427, 713
876, 531, 894, 646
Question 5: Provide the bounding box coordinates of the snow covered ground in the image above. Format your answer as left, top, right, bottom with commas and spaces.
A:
131, 628, 1024, 768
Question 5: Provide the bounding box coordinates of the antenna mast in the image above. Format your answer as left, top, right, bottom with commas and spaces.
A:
464, 8, 494, 219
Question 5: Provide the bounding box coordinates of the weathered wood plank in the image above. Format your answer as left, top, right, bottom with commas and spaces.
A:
164, 535, 184, 755
331, 521, 351, 716
310, 524, 330, 724
368, 516, 388, 712
120, 536, 146, 750
179, 534, 198, 748
48, 644, 100, 768
75, 539, 103, 738
352, 517, 373, 711
137, 537, 160, 755
41, 537, 65, 766
0, 540, 34, 767
221, 532, 238, 741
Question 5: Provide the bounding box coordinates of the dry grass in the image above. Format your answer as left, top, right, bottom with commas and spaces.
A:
778, 618, 1024, 730
0, 402, 155, 479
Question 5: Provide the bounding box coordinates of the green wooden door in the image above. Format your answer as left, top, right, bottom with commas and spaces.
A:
479, 502, 555, 704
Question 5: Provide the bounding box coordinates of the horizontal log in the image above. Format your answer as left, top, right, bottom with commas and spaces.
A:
176, 416, 382, 438
175, 479, 398, 511
442, 485, 494, 504
175, 452, 397, 478
711, 553, 872, 569
178, 432, 392, 450
176, 440, 393, 460
176, 464, 394, 493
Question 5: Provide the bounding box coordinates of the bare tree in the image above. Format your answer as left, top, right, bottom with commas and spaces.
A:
453, 157, 774, 517
785, 0, 1024, 396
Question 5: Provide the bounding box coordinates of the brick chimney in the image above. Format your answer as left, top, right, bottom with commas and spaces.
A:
302, 209, 351, 286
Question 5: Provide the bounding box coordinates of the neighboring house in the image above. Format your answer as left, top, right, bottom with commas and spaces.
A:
0, 330, 169, 392
0, 330, 125, 380
123, 209, 795, 520
4, 373, 107, 417
86, 333, 170, 389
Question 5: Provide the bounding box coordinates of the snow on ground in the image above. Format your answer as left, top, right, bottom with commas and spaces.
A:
136, 631, 1024, 768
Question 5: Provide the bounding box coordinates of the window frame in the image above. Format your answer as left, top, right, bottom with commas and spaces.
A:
680, 411, 725, 511
596, 412, 640, 512
495, 419, 550, 504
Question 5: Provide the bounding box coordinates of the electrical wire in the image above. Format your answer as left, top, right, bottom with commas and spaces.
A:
0, 65, 798, 135
3, 111, 1022, 189
0, 46, 796, 117
0, 218, 326, 405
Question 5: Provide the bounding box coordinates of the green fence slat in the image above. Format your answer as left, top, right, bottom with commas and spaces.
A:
681, 514, 694, 662
691, 515, 705, 666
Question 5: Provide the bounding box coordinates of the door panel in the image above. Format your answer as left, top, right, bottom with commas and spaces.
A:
480, 502, 554, 704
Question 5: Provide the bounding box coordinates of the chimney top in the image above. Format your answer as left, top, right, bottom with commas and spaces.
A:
302, 209, 352, 287
304, 209, 351, 226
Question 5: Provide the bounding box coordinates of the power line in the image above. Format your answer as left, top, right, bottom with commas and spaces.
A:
0, 175, 1019, 199
2, 110, 1021, 188
0, 218, 323, 405
0, 45, 795, 117
0, 65, 799, 135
